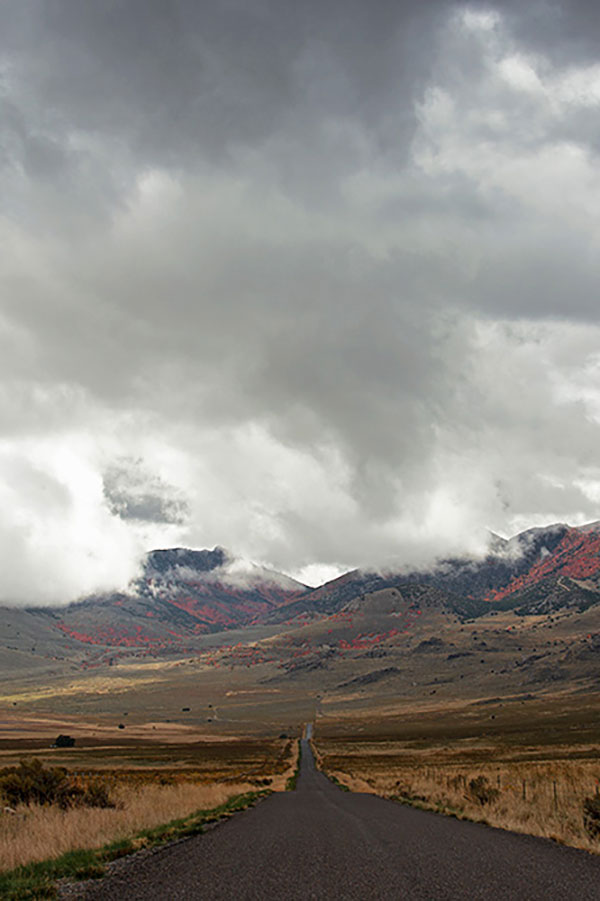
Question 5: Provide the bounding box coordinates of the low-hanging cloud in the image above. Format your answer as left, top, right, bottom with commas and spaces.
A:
103, 458, 189, 525
1, 1, 600, 602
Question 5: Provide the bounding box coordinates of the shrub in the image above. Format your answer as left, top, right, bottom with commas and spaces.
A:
158, 775, 175, 786
467, 776, 500, 806
0, 760, 114, 810
449, 774, 465, 791
583, 796, 600, 839
53, 735, 75, 748
0, 760, 75, 809
81, 779, 115, 810
394, 780, 413, 797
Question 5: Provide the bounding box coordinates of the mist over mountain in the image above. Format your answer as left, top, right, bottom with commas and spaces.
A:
1, 520, 599, 674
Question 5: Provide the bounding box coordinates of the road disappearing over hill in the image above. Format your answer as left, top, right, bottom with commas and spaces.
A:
78, 733, 600, 900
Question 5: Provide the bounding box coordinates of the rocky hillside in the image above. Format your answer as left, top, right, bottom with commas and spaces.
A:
3, 523, 600, 672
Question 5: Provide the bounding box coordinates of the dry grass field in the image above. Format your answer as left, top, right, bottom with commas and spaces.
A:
313, 687, 600, 852
315, 736, 600, 852
0, 737, 298, 872
0, 780, 247, 872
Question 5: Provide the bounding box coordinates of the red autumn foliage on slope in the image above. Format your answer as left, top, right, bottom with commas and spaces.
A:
55, 554, 308, 649
484, 529, 600, 603
52, 527, 600, 656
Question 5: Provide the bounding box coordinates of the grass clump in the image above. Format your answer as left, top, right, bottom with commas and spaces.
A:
0, 760, 114, 811
0, 847, 106, 900
583, 795, 600, 840
466, 776, 500, 807
285, 741, 302, 791
328, 774, 350, 792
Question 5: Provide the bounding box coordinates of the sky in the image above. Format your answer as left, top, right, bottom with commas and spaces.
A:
2, 0, 600, 604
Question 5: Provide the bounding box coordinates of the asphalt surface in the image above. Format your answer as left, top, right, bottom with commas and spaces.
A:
75, 737, 600, 901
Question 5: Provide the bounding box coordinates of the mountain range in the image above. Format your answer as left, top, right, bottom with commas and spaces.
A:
3, 521, 600, 673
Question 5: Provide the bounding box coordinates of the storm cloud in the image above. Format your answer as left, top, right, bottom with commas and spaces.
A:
1, 0, 600, 603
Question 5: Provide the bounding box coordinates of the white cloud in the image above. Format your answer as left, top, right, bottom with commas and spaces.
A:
0, 437, 142, 605
498, 55, 543, 93
460, 8, 501, 33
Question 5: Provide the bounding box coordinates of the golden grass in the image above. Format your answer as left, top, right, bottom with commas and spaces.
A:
316, 742, 600, 853
0, 780, 252, 871
0, 675, 163, 705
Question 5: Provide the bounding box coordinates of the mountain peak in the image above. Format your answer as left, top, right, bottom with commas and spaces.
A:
144, 546, 231, 576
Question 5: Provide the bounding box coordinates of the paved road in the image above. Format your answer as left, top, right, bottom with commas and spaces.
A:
76, 737, 600, 900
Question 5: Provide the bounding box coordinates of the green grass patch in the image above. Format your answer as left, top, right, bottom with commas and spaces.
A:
285, 741, 302, 791
328, 774, 350, 792
0, 789, 270, 900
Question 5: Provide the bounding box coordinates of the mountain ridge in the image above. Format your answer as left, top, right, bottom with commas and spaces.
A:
3, 521, 600, 667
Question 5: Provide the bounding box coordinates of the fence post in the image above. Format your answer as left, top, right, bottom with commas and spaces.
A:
553, 780, 557, 810
522, 779, 526, 802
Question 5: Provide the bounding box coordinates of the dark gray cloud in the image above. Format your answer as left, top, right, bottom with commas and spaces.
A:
0, 0, 449, 183
103, 459, 189, 524
1, 0, 600, 601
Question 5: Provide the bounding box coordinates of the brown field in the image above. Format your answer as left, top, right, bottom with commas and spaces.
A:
0, 737, 298, 871
0, 657, 316, 741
